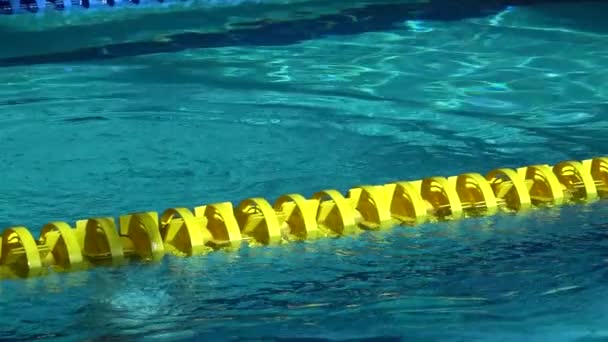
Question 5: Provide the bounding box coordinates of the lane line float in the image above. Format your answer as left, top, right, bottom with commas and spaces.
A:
1, 156, 606, 279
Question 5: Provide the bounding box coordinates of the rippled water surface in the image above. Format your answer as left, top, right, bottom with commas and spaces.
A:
0, 0, 607, 340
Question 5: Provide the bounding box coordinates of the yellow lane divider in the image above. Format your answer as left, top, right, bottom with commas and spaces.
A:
1, 156, 606, 279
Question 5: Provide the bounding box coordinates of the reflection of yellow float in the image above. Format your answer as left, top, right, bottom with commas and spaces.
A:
1, 156, 606, 279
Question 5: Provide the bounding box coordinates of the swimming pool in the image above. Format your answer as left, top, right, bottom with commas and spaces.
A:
0, 0, 607, 340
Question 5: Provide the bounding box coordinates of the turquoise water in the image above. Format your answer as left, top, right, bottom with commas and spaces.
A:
0, 0, 607, 340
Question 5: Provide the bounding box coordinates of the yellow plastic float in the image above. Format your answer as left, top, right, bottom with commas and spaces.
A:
0, 156, 606, 279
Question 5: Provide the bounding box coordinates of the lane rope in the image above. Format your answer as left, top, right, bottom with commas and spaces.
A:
1, 156, 606, 279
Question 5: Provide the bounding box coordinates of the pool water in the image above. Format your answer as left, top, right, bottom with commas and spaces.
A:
0, 0, 607, 340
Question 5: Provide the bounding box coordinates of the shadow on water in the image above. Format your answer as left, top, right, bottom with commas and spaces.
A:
0, 0, 606, 67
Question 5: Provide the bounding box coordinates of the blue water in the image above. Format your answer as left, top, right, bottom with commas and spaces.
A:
0, 0, 607, 340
